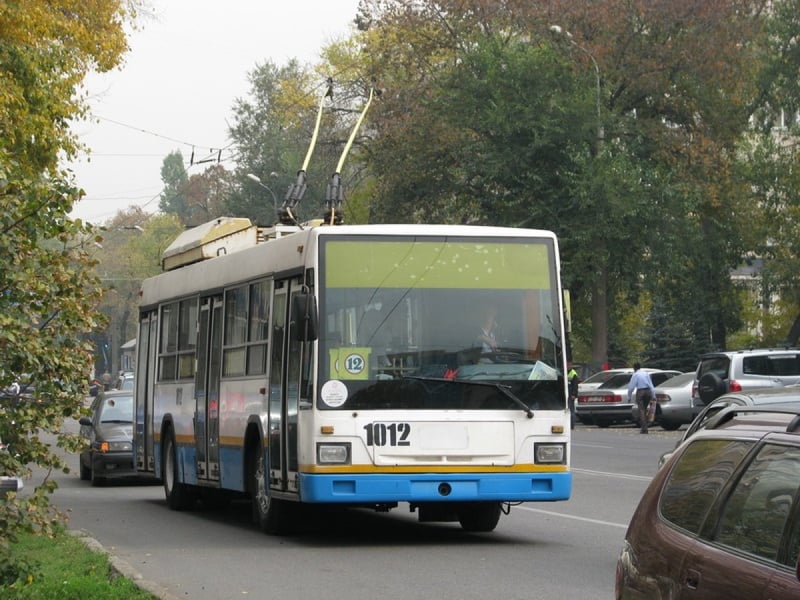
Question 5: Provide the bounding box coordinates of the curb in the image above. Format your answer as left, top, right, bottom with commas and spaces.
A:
69, 530, 182, 600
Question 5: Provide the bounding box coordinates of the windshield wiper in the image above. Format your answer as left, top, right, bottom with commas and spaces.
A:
403, 376, 533, 419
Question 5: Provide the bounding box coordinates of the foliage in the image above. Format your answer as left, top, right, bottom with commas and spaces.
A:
2, 527, 153, 597
0, 0, 137, 583
227, 60, 351, 225
92, 210, 183, 375
346, 0, 795, 360
182, 164, 233, 226
158, 150, 188, 217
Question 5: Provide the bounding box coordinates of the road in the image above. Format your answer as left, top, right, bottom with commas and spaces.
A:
41, 422, 680, 600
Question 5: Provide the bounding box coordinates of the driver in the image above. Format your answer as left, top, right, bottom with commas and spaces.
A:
477, 306, 498, 354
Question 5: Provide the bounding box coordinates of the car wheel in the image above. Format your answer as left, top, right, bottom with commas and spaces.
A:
660, 421, 681, 431
79, 457, 91, 481
595, 419, 612, 428
458, 502, 502, 532
162, 429, 195, 510
698, 372, 726, 404
249, 447, 291, 534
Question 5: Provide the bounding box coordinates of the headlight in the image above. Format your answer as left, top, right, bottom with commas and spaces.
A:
534, 443, 565, 464
96, 441, 133, 452
317, 443, 351, 465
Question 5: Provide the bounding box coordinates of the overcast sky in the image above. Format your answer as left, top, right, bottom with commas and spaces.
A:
68, 0, 362, 224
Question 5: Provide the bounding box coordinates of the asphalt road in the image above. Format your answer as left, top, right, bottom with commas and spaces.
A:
40, 421, 681, 600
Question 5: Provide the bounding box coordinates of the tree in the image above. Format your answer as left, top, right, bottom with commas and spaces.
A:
228, 58, 372, 226
0, 0, 138, 582
93, 209, 183, 378
349, 0, 776, 361
182, 164, 233, 226
159, 150, 189, 219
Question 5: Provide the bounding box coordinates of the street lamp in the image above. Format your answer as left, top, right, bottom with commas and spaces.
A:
549, 25, 603, 144
550, 24, 608, 369
246, 173, 278, 219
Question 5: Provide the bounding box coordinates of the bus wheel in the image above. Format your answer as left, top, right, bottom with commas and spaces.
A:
163, 430, 194, 510
458, 502, 502, 532
249, 448, 289, 534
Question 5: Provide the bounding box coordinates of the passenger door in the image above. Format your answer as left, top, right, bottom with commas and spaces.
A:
268, 274, 310, 495
194, 295, 223, 481
681, 443, 800, 599
134, 311, 157, 473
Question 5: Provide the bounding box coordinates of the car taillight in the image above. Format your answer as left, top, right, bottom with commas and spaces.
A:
729, 379, 742, 392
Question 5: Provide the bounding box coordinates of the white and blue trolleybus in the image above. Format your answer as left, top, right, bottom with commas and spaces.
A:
134, 217, 572, 533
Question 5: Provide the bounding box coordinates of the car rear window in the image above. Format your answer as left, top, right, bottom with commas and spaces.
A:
742, 354, 800, 376
582, 371, 622, 385
599, 374, 632, 388
660, 439, 754, 533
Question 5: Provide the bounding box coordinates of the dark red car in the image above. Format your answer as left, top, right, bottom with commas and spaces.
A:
616, 406, 800, 599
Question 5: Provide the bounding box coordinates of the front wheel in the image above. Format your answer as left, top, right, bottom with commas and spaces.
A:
162, 430, 195, 510
249, 447, 291, 534
458, 502, 502, 532
79, 457, 91, 481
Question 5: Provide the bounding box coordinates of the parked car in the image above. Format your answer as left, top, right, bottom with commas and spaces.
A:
577, 368, 632, 394
78, 390, 135, 486
694, 348, 800, 405
576, 369, 681, 427
617, 406, 800, 599
657, 385, 800, 469
630, 372, 697, 431
115, 372, 134, 391
0, 428, 23, 498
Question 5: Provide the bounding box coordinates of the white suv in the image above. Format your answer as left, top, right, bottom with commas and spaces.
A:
694, 348, 800, 404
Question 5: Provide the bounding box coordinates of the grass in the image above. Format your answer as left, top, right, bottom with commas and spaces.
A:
1, 527, 155, 599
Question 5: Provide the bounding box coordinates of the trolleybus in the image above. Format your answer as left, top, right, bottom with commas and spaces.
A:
134, 217, 572, 533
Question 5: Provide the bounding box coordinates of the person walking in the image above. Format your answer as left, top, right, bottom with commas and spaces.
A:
627, 362, 655, 434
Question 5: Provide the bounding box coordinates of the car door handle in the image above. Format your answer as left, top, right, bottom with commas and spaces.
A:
685, 568, 701, 590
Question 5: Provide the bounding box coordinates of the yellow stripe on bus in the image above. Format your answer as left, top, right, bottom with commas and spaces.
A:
299, 463, 568, 474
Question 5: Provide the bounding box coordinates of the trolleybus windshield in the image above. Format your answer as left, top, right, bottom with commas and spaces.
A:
319, 235, 565, 412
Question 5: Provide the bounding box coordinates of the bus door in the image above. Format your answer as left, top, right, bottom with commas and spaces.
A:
195, 296, 223, 481
135, 311, 158, 472
268, 276, 304, 494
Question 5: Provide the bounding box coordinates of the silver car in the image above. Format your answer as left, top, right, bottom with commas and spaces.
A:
657, 385, 800, 468
576, 369, 681, 427
576, 368, 631, 394
631, 372, 697, 431
694, 348, 800, 404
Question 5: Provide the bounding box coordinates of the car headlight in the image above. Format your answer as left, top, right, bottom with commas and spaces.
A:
95, 441, 133, 452
317, 443, 351, 465
534, 443, 566, 464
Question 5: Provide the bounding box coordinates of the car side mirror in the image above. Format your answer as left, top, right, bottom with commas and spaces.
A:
78, 417, 93, 427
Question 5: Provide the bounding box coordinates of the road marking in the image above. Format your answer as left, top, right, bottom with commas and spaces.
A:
572, 467, 653, 482
572, 442, 613, 449
519, 506, 628, 529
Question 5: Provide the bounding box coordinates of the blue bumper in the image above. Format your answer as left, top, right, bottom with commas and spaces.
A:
299, 471, 572, 503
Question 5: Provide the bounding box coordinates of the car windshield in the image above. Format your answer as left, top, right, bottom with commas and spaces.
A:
99, 395, 133, 423
317, 235, 565, 412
